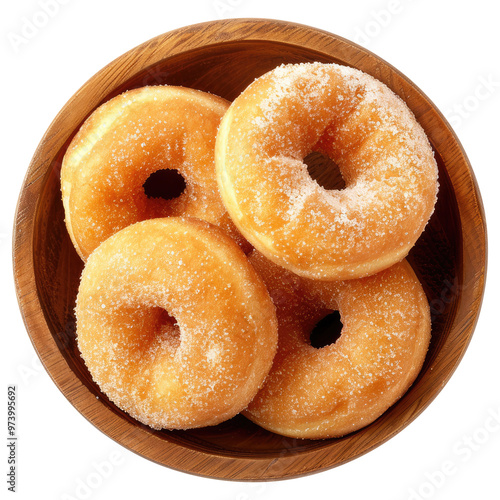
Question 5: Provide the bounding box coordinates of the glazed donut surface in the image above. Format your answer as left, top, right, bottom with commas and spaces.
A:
245, 251, 431, 439
216, 62, 438, 280
76, 217, 278, 430
62, 85, 246, 260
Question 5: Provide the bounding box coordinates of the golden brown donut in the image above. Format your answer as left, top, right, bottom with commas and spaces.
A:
62, 85, 247, 261
244, 251, 431, 439
216, 62, 438, 280
76, 217, 277, 430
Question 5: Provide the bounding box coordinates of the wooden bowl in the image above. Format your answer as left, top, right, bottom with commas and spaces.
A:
13, 19, 486, 480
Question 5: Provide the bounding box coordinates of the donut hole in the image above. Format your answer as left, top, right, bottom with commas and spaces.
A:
304, 151, 346, 191
143, 169, 186, 200
309, 310, 343, 348
155, 307, 181, 349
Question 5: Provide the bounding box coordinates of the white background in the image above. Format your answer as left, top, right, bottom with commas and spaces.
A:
2, 1, 499, 499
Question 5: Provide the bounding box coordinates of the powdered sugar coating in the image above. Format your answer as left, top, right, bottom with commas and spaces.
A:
76, 218, 277, 430
216, 62, 439, 280
245, 251, 431, 439
62, 85, 248, 261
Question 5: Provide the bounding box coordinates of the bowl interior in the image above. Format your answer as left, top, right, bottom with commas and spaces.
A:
33, 38, 461, 459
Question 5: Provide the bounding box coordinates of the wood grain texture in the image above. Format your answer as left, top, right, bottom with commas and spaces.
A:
13, 19, 486, 480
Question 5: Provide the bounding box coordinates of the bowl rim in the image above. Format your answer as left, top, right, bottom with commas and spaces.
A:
12, 18, 487, 481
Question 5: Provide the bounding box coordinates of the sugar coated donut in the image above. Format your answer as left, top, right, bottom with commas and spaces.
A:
245, 251, 431, 439
216, 62, 438, 280
62, 85, 247, 261
76, 217, 278, 430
